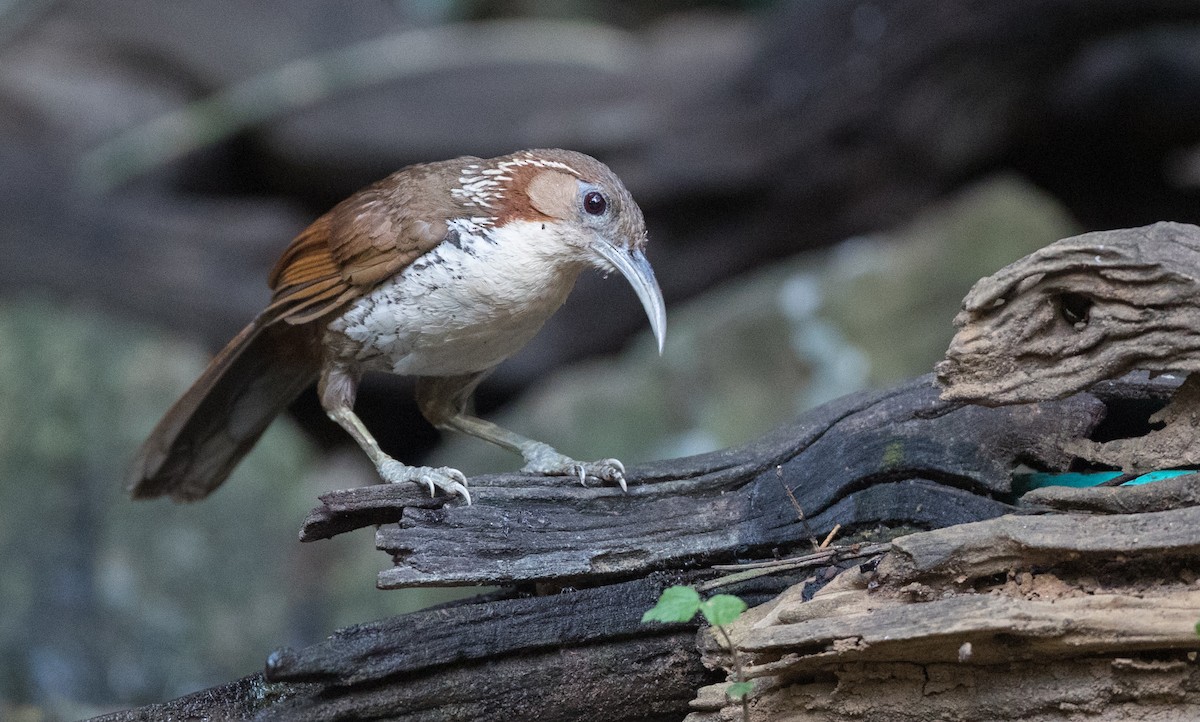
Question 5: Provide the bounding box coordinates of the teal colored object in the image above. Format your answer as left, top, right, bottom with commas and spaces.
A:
1015, 469, 1197, 494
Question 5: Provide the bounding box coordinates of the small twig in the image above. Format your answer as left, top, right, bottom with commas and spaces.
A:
699, 542, 892, 592
710, 541, 889, 571
775, 465, 819, 548
819, 524, 841, 549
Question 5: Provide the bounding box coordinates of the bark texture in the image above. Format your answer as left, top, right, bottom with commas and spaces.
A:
91, 373, 1197, 721
691, 476, 1200, 722
939, 221, 1200, 472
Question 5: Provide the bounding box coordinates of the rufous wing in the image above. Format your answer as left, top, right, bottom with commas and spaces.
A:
265, 174, 454, 325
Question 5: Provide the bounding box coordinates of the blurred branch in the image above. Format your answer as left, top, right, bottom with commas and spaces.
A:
76, 18, 640, 193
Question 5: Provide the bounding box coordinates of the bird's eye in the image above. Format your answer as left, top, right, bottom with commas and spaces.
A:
1055, 292, 1092, 327
583, 191, 607, 215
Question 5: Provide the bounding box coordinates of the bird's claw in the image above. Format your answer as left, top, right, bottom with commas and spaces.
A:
377, 459, 472, 505
520, 443, 628, 492
581, 458, 627, 492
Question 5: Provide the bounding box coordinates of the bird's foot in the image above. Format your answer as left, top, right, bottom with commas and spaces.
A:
519, 442, 628, 492
377, 458, 471, 504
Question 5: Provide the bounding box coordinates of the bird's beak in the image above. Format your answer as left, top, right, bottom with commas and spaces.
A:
592, 243, 667, 354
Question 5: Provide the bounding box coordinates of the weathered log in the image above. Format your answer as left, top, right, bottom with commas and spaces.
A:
1022, 470, 1200, 513
678, 222, 1200, 721
93, 373, 1185, 720
939, 221, 1200, 473
692, 476, 1200, 721
264, 575, 703, 687
301, 375, 1099, 589
939, 222, 1200, 403
257, 574, 722, 722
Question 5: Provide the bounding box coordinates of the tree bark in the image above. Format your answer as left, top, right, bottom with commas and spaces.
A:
90, 372, 1187, 721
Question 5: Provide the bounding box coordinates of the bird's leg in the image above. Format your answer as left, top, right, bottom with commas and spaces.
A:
319, 365, 471, 503
417, 374, 628, 491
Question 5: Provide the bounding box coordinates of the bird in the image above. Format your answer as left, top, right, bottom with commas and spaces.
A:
128, 149, 666, 505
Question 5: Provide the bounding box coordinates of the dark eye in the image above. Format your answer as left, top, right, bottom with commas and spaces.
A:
1056, 292, 1092, 327
583, 191, 607, 215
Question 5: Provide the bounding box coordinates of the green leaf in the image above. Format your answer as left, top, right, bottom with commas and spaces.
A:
641, 585, 702, 624
1195, 619, 1200, 637
700, 594, 748, 627
727, 681, 754, 700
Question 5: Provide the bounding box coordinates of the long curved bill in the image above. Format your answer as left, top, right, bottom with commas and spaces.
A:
592, 244, 667, 354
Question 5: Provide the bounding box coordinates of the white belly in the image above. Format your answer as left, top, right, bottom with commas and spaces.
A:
324, 220, 581, 377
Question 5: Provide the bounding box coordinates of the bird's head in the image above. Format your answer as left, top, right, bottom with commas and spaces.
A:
458, 148, 666, 353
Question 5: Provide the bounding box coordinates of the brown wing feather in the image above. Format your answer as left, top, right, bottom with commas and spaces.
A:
265, 173, 454, 325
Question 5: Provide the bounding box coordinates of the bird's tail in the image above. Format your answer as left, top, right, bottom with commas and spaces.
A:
128, 317, 319, 501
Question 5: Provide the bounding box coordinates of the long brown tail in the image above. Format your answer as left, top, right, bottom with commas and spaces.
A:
128, 316, 319, 501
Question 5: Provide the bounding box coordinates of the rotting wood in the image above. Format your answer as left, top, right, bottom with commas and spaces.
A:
939, 221, 1200, 474
682, 218, 1200, 720
690, 658, 1200, 722
91, 372, 1194, 721
303, 375, 1101, 589
264, 574, 700, 687
1022, 470, 1200, 514
880, 501, 1200, 583
691, 486, 1200, 722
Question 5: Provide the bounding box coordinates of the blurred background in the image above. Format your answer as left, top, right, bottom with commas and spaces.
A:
3, 0, 1200, 718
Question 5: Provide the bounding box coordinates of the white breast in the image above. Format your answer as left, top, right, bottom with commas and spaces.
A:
325, 219, 583, 377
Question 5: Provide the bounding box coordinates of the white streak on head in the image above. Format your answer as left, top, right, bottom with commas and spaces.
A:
497, 156, 581, 177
